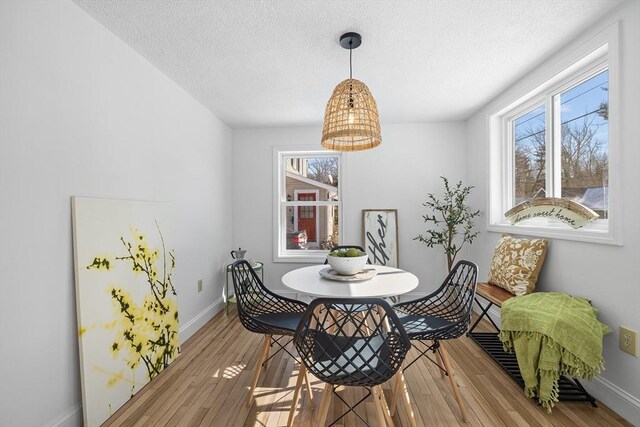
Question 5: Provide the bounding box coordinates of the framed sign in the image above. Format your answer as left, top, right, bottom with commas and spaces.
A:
504, 197, 599, 229
362, 209, 399, 267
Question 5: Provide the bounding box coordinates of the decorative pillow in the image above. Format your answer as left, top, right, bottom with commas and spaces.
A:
488, 235, 548, 296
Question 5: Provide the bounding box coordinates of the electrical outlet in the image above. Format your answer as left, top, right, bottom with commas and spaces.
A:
619, 326, 639, 356
197, 279, 203, 293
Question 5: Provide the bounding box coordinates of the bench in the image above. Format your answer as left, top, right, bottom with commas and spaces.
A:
468, 282, 597, 406
468, 282, 513, 334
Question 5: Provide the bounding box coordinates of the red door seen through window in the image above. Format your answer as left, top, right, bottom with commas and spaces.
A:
297, 192, 317, 242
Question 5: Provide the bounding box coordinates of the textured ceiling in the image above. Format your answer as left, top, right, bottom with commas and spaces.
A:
73, 0, 621, 128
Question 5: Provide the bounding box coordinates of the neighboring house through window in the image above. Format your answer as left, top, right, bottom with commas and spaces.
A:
488, 23, 620, 245
273, 148, 341, 262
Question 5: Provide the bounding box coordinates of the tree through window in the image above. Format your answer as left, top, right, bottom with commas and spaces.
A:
512, 70, 609, 218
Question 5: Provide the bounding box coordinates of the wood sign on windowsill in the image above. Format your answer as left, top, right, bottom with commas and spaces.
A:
504, 198, 599, 229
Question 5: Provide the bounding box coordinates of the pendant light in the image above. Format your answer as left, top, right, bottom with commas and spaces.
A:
321, 32, 381, 151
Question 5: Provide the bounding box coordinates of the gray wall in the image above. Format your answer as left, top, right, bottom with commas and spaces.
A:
1, 0, 638, 425
0, 1, 232, 425
232, 123, 468, 296
465, 1, 640, 423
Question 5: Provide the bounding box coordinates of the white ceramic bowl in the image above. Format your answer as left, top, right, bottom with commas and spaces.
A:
326, 253, 368, 275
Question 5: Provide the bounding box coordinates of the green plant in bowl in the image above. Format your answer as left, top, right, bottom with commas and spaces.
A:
326, 249, 368, 275
345, 248, 360, 257
329, 248, 365, 258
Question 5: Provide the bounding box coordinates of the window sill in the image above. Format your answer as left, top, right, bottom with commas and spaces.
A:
487, 221, 622, 246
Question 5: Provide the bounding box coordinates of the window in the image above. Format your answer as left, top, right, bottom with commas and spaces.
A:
273, 148, 342, 262
488, 23, 620, 245
512, 70, 609, 214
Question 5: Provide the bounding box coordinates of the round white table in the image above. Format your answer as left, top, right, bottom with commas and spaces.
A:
281, 264, 418, 298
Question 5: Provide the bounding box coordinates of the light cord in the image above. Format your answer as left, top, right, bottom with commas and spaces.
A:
349, 41, 353, 79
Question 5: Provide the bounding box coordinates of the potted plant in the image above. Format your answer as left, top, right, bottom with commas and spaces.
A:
415, 177, 481, 272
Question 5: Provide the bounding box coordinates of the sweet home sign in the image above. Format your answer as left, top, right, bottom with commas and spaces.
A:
505, 198, 599, 229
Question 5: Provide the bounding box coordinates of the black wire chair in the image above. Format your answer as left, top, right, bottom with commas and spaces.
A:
391, 260, 478, 422
230, 260, 311, 407
291, 298, 411, 427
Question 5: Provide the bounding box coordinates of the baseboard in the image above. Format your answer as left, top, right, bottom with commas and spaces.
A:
472, 295, 502, 329
46, 402, 81, 427
471, 299, 639, 425
485, 305, 502, 328
46, 300, 224, 427
269, 290, 299, 299
582, 375, 640, 425
397, 292, 428, 302
179, 297, 225, 340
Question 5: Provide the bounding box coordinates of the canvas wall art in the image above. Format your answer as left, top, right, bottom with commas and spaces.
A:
72, 197, 180, 426
362, 209, 399, 268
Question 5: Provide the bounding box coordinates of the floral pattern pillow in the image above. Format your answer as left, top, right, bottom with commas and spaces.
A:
488, 235, 548, 296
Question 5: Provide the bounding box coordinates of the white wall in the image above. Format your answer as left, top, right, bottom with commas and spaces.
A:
0, 1, 232, 426
2, 0, 636, 425
232, 123, 467, 296
465, 1, 640, 424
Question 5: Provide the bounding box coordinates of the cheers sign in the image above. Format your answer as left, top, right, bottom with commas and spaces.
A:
362, 209, 399, 267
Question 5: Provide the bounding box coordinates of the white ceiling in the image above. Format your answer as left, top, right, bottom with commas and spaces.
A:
73, 0, 621, 128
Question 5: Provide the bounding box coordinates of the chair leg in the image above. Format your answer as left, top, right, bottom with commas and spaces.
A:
287, 364, 307, 427
315, 383, 333, 427
246, 334, 271, 407
376, 385, 396, 427
263, 337, 272, 370
328, 308, 340, 333
371, 385, 388, 427
390, 371, 416, 427
439, 342, 469, 422
390, 370, 402, 415
435, 343, 446, 379
304, 370, 314, 409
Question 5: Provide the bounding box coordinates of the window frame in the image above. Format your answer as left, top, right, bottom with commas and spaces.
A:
487, 22, 621, 245
272, 146, 343, 263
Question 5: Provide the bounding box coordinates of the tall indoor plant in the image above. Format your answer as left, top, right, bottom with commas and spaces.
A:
415, 177, 481, 272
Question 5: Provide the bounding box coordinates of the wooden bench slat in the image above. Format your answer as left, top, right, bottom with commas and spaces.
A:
475, 282, 514, 307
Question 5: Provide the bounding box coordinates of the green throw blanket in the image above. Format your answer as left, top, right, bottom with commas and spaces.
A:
499, 292, 611, 412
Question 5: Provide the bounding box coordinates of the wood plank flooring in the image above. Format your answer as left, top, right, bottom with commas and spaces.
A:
103, 309, 631, 427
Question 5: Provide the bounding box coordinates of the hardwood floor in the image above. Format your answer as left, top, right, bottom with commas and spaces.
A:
103, 309, 631, 427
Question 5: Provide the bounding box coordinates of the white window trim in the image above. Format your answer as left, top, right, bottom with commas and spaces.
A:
487, 22, 621, 246
273, 146, 343, 263
293, 189, 320, 244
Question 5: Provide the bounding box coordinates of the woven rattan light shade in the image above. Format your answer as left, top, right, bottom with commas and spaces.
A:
321, 78, 381, 152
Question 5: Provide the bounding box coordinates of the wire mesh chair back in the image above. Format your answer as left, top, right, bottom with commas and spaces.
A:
294, 298, 411, 387
395, 260, 478, 339
230, 260, 306, 335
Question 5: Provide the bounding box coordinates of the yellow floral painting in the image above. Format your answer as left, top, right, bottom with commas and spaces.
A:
72, 197, 180, 427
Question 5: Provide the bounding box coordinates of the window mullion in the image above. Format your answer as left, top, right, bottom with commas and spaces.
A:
550, 95, 562, 198
505, 116, 515, 210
